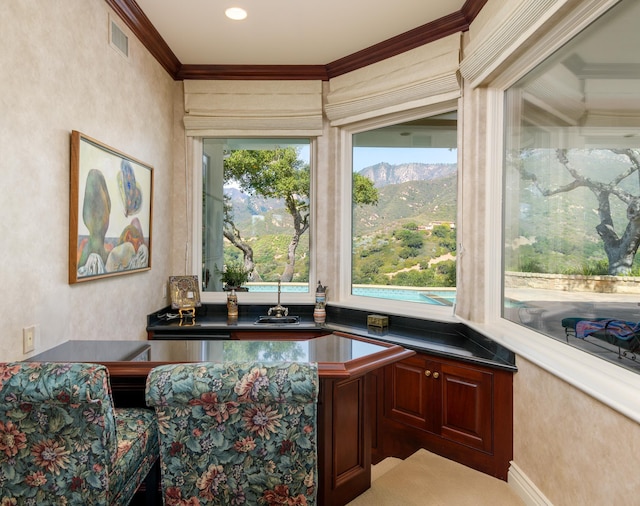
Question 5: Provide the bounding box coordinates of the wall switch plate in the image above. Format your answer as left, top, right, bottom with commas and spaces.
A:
23, 325, 36, 353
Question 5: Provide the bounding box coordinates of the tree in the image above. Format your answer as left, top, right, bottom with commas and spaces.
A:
223, 148, 378, 282
518, 148, 640, 275
222, 195, 260, 280
353, 173, 379, 206
224, 148, 308, 281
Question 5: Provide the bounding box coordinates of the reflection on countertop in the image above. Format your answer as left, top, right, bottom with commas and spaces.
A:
27, 335, 387, 365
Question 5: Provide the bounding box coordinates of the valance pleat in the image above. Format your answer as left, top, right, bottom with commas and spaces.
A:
183, 80, 323, 136
325, 33, 462, 126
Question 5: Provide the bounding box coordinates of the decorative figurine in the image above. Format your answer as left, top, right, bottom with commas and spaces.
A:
314, 281, 327, 324
227, 288, 238, 318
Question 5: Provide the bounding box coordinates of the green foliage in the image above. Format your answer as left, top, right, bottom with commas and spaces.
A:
353, 175, 457, 237
225, 148, 310, 200
353, 173, 379, 206
353, 219, 457, 288
561, 260, 610, 276
216, 261, 251, 288
223, 146, 311, 281
241, 234, 309, 282
432, 225, 456, 251
222, 341, 307, 362
394, 229, 424, 250
435, 260, 457, 286
222, 154, 457, 287
520, 259, 546, 273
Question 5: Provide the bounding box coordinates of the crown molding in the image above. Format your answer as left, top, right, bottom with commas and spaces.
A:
176, 65, 329, 81
461, 0, 489, 22
325, 11, 469, 79
105, 0, 487, 81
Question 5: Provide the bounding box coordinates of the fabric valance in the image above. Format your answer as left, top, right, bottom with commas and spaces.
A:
183, 80, 324, 136
325, 33, 462, 126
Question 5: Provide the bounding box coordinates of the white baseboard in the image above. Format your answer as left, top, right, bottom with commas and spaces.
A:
508, 461, 553, 506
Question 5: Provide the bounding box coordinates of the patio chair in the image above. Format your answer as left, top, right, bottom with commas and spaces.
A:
574, 319, 640, 360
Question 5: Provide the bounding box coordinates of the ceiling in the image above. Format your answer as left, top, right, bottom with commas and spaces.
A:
134, 0, 465, 66
106, 0, 483, 79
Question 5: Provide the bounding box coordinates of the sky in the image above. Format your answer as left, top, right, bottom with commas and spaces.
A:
221, 145, 458, 184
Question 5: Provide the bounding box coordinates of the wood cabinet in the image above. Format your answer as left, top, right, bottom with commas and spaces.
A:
376, 351, 513, 480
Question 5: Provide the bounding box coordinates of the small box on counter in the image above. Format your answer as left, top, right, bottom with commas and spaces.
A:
367, 314, 389, 335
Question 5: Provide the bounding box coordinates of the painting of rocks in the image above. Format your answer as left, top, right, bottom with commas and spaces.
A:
69, 131, 153, 283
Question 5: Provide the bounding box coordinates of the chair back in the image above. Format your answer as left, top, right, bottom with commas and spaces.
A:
146, 361, 318, 505
0, 362, 118, 505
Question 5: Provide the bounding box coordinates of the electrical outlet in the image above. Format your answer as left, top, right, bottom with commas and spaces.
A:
162, 282, 168, 299
23, 325, 37, 353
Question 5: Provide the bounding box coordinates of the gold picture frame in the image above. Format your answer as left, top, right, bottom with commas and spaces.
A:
69, 131, 153, 283
169, 275, 202, 310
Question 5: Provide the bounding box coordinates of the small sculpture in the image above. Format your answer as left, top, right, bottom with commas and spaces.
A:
314, 281, 327, 324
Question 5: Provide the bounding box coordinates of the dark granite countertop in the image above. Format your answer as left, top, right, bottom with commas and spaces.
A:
147, 304, 517, 372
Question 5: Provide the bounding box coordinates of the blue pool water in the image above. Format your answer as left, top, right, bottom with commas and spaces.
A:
246, 283, 456, 305
353, 287, 456, 305
247, 284, 309, 293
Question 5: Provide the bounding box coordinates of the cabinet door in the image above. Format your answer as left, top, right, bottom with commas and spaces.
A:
384, 354, 494, 453
438, 360, 493, 452
384, 355, 437, 431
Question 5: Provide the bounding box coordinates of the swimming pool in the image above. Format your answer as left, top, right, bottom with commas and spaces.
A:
247, 283, 309, 293
353, 286, 456, 305
245, 283, 456, 305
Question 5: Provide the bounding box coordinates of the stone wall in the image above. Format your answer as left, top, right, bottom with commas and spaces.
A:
505, 272, 640, 294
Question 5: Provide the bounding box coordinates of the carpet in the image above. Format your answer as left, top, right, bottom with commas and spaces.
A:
346, 449, 524, 505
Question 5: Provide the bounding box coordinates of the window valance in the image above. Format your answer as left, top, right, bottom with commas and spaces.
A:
325, 33, 462, 126
459, 0, 618, 88
183, 80, 323, 136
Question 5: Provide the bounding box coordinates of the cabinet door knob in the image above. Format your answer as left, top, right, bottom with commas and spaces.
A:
433, 372, 440, 379
424, 370, 432, 377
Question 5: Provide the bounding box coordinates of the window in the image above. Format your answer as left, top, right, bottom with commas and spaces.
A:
201, 138, 312, 297
350, 112, 457, 309
502, 0, 640, 373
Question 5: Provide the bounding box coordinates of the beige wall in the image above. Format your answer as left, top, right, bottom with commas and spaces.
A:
514, 357, 640, 504
0, 0, 176, 360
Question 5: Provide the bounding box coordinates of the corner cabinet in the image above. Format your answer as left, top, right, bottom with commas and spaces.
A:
374, 351, 513, 480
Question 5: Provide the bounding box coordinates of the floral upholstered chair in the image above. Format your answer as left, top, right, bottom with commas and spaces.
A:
0, 362, 159, 505
145, 361, 318, 506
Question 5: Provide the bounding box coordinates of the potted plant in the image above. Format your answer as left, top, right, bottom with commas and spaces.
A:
216, 262, 251, 291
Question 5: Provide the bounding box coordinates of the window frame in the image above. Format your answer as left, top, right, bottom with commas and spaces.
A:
191, 136, 318, 306
465, 0, 640, 424
334, 105, 460, 322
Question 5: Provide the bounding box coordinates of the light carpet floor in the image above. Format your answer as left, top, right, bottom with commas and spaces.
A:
346, 449, 525, 505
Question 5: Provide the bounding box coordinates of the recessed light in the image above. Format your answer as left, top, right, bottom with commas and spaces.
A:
225, 7, 247, 20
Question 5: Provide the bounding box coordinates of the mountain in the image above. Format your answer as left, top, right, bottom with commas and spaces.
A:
224, 162, 458, 236
358, 162, 457, 188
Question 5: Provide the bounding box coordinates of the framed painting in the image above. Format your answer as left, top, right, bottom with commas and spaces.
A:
69, 130, 153, 283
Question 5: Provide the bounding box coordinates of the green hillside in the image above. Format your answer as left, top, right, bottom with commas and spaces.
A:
353, 175, 457, 236
224, 167, 458, 284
